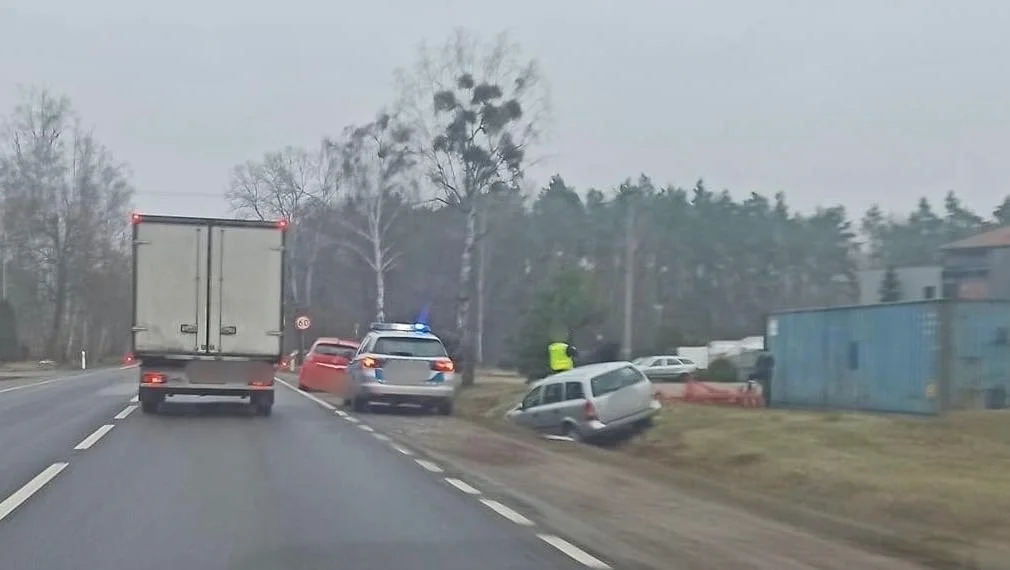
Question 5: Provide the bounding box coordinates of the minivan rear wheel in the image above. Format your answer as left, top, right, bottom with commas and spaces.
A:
562, 422, 582, 442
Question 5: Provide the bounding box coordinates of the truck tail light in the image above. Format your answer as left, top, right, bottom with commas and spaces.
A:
583, 400, 598, 421
141, 372, 167, 384
431, 358, 455, 373
249, 379, 273, 388
131, 213, 143, 224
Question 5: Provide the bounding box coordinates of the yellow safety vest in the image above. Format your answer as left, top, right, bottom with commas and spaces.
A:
548, 342, 574, 372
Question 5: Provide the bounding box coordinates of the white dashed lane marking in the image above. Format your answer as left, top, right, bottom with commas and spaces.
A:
415, 459, 443, 473
445, 478, 481, 495
274, 372, 611, 568
113, 405, 138, 420
480, 499, 534, 526
73, 424, 115, 450
0, 463, 69, 522
129, 395, 139, 403
538, 534, 612, 569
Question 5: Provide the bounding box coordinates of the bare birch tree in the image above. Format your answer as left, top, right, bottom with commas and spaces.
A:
226, 144, 337, 309
327, 113, 415, 323
396, 28, 548, 385
0, 89, 133, 360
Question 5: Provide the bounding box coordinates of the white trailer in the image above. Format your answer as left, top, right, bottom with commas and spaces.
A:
131, 214, 287, 415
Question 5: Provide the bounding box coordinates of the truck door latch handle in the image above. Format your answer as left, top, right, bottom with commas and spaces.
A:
220, 326, 237, 335
180, 324, 198, 334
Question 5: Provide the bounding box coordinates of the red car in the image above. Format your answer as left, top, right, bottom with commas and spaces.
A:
297, 337, 360, 394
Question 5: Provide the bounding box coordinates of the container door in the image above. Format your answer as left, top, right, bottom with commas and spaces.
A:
133, 222, 209, 353
206, 225, 284, 356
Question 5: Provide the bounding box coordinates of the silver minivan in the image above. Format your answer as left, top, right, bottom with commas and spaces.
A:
506, 361, 661, 442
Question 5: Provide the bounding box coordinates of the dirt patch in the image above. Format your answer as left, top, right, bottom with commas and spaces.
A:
363, 408, 932, 570
446, 383, 1010, 569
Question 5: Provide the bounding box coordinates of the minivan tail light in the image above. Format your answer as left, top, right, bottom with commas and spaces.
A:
583, 400, 598, 421
141, 372, 167, 384
431, 358, 455, 372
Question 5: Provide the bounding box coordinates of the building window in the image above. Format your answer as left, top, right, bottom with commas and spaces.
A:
923, 286, 936, 299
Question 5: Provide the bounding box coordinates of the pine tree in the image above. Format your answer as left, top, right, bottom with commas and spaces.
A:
879, 266, 902, 303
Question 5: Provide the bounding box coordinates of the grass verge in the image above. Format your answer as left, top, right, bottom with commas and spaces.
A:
460, 380, 1010, 568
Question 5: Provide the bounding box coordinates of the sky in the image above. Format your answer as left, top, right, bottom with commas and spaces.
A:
2, 0, 1009, 220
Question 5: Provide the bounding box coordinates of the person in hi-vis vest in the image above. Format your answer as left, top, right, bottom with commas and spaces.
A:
547, 333, 578, 374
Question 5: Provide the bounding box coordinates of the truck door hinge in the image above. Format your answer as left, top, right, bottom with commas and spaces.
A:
220, 326, 237, 335
131, 326, 149, 332
180, 324, 198, 334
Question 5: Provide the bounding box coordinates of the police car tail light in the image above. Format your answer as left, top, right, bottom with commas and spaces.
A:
431, 358, 454, 373
583, 400, 598, 421
361, 356, 384, 369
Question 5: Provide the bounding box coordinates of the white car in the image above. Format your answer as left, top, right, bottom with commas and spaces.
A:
344, 322, 457, 415
632, 355, 698, 382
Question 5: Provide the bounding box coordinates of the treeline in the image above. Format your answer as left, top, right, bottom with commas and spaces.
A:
225, 29, 1003, 380
0, 90, 133, 362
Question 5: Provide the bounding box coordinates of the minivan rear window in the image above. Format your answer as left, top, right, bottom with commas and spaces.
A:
314, 343, 357, 359
373, 337, 447, 358
590, 366, 646, 397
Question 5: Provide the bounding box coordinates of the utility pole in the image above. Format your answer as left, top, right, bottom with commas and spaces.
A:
621, 198, 636, 360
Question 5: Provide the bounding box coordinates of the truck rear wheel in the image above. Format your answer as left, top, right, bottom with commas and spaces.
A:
251, 392, 273, 416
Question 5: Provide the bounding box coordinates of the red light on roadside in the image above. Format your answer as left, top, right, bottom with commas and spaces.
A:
131, 213, 143, 224
276, 219, 289, 230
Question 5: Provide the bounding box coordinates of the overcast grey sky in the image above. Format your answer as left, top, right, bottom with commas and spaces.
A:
2, 0, 1008, 219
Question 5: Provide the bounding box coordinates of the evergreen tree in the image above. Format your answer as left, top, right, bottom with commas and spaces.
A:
879, 266, 902, 302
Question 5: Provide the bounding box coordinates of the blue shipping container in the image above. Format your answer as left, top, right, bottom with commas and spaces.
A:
767, 300, 1010, 414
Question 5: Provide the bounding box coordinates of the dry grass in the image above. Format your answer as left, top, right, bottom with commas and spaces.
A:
459, 381, 1010, 552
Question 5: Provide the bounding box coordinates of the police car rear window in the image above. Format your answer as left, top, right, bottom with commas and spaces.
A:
373, 337, 447, 358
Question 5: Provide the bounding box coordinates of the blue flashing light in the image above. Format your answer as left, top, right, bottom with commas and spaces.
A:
369, 322, 431, 334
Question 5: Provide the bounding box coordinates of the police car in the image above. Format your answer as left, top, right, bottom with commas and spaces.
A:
344, 322, 457, 415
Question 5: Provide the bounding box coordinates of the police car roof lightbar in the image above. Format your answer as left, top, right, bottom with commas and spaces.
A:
369, 322, 431, 334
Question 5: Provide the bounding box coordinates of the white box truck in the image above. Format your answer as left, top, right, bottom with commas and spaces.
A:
131, 214, 287, 415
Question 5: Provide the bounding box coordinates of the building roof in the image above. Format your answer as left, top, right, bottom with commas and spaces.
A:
941, 226, 1010, 251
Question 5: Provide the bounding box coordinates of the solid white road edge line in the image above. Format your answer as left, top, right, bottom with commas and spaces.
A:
113, 405, 138, 420
358, 424, 374, 432
415, 459, 443, 473
0, 463, 69, 521
480, 499, 534, 526
444, 477, 481, 495
0, 367, 118, 396
537, 534, 612, 569
334, 409, 348, 417
392, 444, 413, 456
73, 424, 115, 450
275, 377, 336, 410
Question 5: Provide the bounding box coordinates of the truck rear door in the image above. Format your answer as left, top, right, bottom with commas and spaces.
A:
133, 221, 209, 353
206, 224, 284, 357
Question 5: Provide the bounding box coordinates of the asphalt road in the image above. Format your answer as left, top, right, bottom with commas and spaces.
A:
0, 369, 597, 570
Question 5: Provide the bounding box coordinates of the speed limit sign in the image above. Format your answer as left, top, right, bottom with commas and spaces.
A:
294, 315, 312, 331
